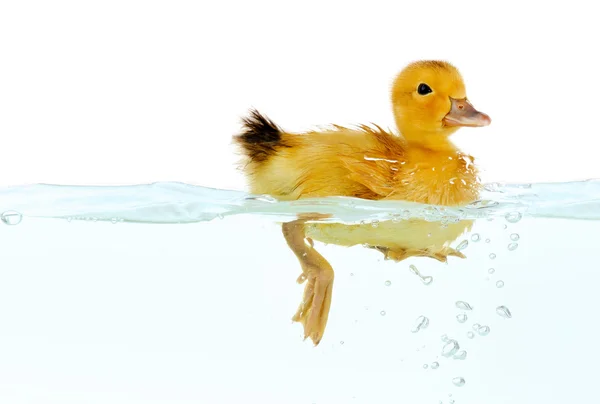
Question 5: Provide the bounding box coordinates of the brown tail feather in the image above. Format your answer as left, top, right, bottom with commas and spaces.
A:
235, 109, 287, 164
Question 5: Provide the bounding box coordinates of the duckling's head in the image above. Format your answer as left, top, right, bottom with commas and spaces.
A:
391, 60, 490, 147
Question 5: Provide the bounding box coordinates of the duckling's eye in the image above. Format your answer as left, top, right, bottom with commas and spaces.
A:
417, 83, 432, 95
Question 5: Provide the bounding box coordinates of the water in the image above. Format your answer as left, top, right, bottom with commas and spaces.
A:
1, 179, 600, 404
2, 180, 600, 224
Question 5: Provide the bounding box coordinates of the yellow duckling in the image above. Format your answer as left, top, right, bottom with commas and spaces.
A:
234, 60, 491, 345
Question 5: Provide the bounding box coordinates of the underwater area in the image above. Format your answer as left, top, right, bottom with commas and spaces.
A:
1, 179, 599, 404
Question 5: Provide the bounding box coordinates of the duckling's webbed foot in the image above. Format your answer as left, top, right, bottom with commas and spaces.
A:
282, 215, 334, 346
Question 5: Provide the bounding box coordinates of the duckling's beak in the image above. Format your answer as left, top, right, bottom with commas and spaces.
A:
443, 98, 491, 127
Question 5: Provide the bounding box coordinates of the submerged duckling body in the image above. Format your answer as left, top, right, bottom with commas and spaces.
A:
234, 60, 491, 345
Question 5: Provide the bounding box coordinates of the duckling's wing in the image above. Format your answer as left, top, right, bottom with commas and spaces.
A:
338, 125, 406, 198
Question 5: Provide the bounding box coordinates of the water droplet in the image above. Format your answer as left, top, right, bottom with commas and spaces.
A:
456, 314, 468, 323
411, 316, 429, 333
455, 301, 473, 310
453, 350, 467, 360
489, 253, 496, 260
470, 233, 481, 242
442, 340, 460, 357
431, 361, 439, 369
452, 377, 466, 387
485, 238, 491, 243
496, 280, 505, 288
423, 364, 429, 369
385, 280, 391, 286
371, 219, 379, 228
510, 233, 520, 241
508, 242, 518, 251
456, 240, 469, 251
1, 210, 23, 225
246, 194, 278, 203
496, 306, 512, 318
421, 276, 434, 285
380, 311, 386, 316
505, 211, 522, 223
466, 199, 499, 208
477, 325, 491, 336
488, 268, 495, 274
467, 331, 475, 339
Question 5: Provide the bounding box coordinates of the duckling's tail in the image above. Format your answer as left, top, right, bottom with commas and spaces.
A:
235, 109, 286, 164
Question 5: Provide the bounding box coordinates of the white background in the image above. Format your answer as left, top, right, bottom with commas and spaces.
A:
1, 1, 600, 404
1, 0, 600, 189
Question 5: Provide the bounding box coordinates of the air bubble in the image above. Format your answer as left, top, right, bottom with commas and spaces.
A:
442, 340, 460, 357
455, 301, 473, 310
470, 233, 481, 242
453, 350, 467, 360
496, 306, 512, 318
508, 243, 518, 251
452, 377, 466, 387
371, 220, 379, 228
380, 311, 386, 316
485, 238, 491, 243
431, 361, 439, 369
385, 280, 391, 286
477, 325, 491, 336
489, 253, 496, 260
496, 280, 505, 288
111, 218, 118, 224
1, 211, 23, 225
505, 211, 522, 223
456, 240, 468, 251
411, 316, 429, 333
423, 364, 429, 369
456, 314, 468, 323
410, 264, 433, 285
488, 268, 495, 274
467, 331, 475, 339
510, 233, 520, 241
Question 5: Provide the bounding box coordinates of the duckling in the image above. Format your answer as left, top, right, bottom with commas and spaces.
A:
234, 60, 490, 345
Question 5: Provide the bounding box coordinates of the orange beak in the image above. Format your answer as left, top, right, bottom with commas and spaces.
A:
443, 98, 491, 127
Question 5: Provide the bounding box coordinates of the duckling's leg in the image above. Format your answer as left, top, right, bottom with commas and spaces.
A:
282, 215, 334, 346
373, 246, 465, 263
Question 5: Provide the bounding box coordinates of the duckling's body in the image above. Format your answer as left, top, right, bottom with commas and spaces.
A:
234, 60, 490, 345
